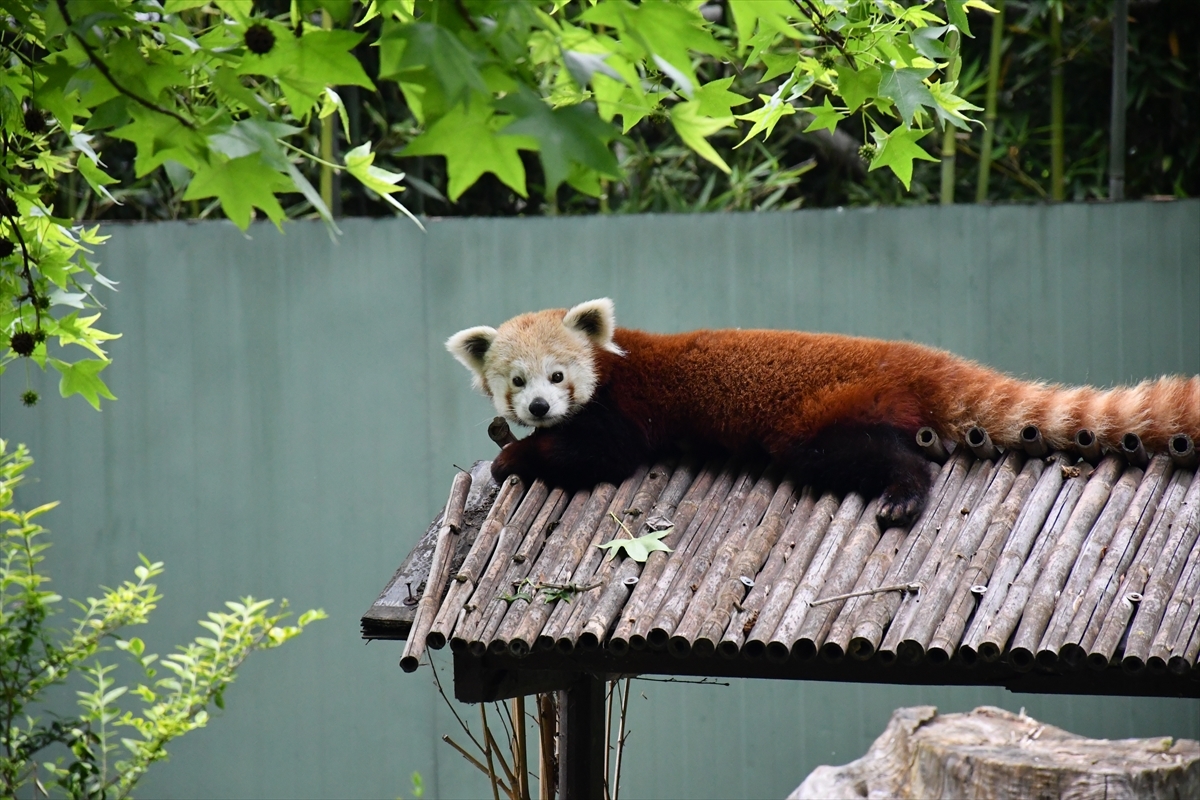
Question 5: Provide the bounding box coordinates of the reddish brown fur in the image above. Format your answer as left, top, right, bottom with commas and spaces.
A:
596, 327, 1199, 456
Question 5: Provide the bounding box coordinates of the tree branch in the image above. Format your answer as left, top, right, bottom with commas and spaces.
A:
55, 0, 193, 129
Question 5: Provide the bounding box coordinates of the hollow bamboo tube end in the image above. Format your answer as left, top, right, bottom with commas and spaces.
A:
766, 641, 791, 663
1169, 433, 1198, 468
692, 638, 716, 659
1086, 651, 1112, 671
1020, 425, 1048, 458
576, 632, 601, 652
1168, 656, 1190, 675
488, 416, 517, 448
717, 640, 741, 660
847, 636, 876, 661
1008, 646, 1036, 671
1146, 655, 1168, 674
926, 646, 951, 666
977, 641, 1001, 663
819, 641, 845, 662
967, 426, 998, 460
958, 644, 979, 666
628, 633, 648, 651
792, 639, 818, 662
1121, 654, 1146, 674
608, 637, 630, 656
742, 639, 767, 660
555, 637, 575, 655
399, 655, 421, 673
467, 640, 487, 658
1035, 649, 1058, 669
426, 630, 448, 650
646, 628, 670, 650
1058, 642, 1084, 668
535, 634, 555, 652
667, 635, 692, 659
1074, 428, 1102, 464
487, 639, 507, 656
916, 427, 949, 464
508, 638, 531, 658
1122, 432, 1149, 467
897, 641, 924, 665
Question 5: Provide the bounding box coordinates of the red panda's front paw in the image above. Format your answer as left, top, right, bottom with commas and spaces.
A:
491, 449, 517, 483
878, 484, 926, 526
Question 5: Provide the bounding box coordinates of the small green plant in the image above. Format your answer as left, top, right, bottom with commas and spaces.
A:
0, 440, 326, 798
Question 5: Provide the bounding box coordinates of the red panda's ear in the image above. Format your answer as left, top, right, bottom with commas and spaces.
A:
446, 326, 497, 381
563, 298, 623, 355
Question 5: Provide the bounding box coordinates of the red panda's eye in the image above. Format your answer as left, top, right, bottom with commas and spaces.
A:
512, 376, 525, 387
550, 372, 564, 384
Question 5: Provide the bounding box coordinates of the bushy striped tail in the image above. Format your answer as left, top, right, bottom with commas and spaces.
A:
940, 368, 1200, 456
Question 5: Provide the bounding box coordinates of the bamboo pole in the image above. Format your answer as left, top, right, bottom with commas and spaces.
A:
624, 460, 740, 650
718, 488, 818, 657
1075, 429, 1102, 465
554, 465, 675, 652
514, 695, 530, 800
1049, 3, 1064, 201
496, 484, 617, 656
1056, 453, 1176, 666
1020, 425, 1048, 458
1086, 469, 1193, 670
958, 457, 1067, 663
456, 482, 554, 654
1174, 611, 1200, 675
928, 459, 1046, 663
1029, 464, 1143, 667
765, 494, 868, 662
976, 0, 1008, 203
967, 426, 998, 461
1120, 470, 1200, 672
400, 471, 474, 672
940, 29, 962, 205
465, 488, 569, 653
576, 460, 703, 651
896, 453, 1025, 663
537, 693, 556, 800
427, 478, 525, 650
529, 473, 644, 652
607, 458, 721, 653
691, 478, 798, 656
742, 492, 841, 659
647, 466, 763, 649
1006, 457, 1126, 669
848, 452, 973, 660
1056, 456, 1172, 666
1108, 0, 1128, 200
670, 470, 789, 657
793, 500, 884, 660
917, 427, 949, 464
1122, 432, 1149, 468
1148, 520, 1200, 672
1169, 434, 1197, 468
880, 459, 999, 662
964, 462, 1090, 662
822, 526, 908, 661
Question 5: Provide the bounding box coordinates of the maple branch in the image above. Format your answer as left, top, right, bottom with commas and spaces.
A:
55, 0, 194, 129
792, 0, 853, 62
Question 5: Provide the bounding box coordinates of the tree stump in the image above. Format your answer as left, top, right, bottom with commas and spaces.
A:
790, 705, 1200, 799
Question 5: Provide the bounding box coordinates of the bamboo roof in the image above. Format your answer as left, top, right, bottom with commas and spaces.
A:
364, 446, 1200, 700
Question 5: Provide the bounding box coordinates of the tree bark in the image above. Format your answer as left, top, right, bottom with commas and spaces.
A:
790, 706, 1200, 800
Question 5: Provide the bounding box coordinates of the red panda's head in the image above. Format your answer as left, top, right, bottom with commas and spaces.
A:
446, 298, 624, 429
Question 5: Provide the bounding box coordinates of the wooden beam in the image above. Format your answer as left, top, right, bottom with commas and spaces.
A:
558, 674, 605, 800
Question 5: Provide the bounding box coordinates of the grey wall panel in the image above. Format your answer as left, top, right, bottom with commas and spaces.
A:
0, 201, 1196, 799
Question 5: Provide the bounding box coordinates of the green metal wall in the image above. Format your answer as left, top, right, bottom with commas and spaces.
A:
1, 201, 1197, 799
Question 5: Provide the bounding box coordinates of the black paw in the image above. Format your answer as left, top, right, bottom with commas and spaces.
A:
878, 485, 926, 526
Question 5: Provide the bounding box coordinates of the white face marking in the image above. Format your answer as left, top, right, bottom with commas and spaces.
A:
487, 355, 590, 428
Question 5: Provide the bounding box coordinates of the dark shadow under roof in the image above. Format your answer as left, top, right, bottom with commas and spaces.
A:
365, 448, 1200, 702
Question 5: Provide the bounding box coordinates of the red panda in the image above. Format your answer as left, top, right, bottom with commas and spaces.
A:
447, 298, 1200, 523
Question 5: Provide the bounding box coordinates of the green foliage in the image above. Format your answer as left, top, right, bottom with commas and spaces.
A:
2, 0, 991, 404
596, 527, 673, 563
0, 440, 326, 799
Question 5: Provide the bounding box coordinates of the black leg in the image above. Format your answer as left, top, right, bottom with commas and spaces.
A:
787, 423, 932, 525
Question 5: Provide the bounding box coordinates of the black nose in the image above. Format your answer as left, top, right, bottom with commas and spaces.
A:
529, 398, 550, 418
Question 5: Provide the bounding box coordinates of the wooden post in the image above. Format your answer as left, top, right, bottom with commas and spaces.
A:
1109, 0, 1128, 200
558, 674, 604, 800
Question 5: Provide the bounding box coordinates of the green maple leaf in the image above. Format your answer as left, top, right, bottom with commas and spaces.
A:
803, 97, 847, 134
182, 153, 291, 229
402, 101, 537, 201
726, 0, 803, 52
111, 107, 206, 176
240, 23, 375, 119
670, 101, 731, 173
945, 0, 1001, 38
497, 86, 620, 196
596, 528, 674, 563
930, 81, 983, 130
693, 77, 751, 119
50, 358, 116, 409
377, 21, 488, 123
835, 65, 881, 113
868, 125, 937, 190
878, 66, 937, 125
53, 312, 121, 359
735, 93, 795, 146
